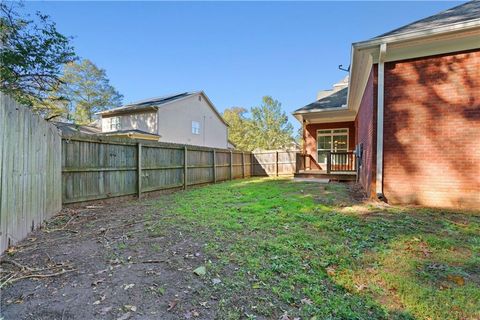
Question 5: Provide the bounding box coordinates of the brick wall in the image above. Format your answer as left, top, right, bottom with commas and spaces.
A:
304, 122, 355, 170
383, 49, 480, 208
355, 67, 377, 197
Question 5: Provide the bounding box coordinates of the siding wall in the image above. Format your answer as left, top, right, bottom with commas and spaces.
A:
102, 111, 157, 134
382, 49, 480, 208
156, 94, 228, 149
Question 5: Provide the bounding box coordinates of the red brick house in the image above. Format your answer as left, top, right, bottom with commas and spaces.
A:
294, 1, 480, 209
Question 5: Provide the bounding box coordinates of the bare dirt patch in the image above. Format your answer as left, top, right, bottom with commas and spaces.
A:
0, 201, 220, 320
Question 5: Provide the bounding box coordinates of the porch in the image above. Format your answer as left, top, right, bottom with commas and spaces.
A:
295, 151, 357, 181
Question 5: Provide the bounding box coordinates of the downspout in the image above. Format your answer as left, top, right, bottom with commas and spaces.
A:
302, 119, 307, 170
376, 43, 387, 200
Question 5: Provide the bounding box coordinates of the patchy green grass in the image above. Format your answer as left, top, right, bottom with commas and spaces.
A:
147, 178, 480, 320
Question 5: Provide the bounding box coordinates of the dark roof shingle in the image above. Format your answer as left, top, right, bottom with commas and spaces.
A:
376, 0, 480, 38
294, 87, 348, 113
98, 92, 196, 115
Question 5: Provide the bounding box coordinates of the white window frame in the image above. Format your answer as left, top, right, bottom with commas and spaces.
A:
316, 128, 349, 164
110, 117, 120, 131
191, 121, 200, 135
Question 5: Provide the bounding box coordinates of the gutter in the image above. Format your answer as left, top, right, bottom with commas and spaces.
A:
353, 18, 480, 50
376, 43, 387, 200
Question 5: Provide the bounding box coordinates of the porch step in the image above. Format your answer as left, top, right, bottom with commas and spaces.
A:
294, 171, 356, 181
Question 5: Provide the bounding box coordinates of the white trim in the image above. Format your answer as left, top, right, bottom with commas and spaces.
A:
376, 43, 387, 197
293, 106, 348, 115
353, 19, 480, 50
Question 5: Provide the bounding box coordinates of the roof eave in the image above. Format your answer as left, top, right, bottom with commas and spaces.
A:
347, 19, 480, 113
97, 105, 158, 116
352, 18, 480, 50
292, 106, 348, 115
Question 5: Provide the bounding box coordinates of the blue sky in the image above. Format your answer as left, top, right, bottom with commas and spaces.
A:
26, 1, 459, 129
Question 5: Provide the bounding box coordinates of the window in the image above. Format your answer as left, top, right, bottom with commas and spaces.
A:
317, 128, 349, 164
110, 117, 120, 130
192, 121, 200, 134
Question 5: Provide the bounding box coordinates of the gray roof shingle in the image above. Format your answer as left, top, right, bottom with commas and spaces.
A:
294, 87, 348, 113
376, 0, 480, 38
98, 92, 197, 115
53, 122, 102, 136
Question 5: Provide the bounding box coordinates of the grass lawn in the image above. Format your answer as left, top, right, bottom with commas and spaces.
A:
145, 178, 480, 320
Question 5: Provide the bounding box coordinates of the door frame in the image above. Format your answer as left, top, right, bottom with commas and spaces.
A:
316, 128, 349, 167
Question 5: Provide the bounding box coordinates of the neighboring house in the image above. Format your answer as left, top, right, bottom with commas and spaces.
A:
97, 91, 229, 149
294, 1, 480, 209
53, 122, 161, 141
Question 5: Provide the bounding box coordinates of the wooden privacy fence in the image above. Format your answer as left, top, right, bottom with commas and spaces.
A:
0, 94, 62, 252
62, 136, 299, 204
252, 150, 298, 176
61, 135, 257, 204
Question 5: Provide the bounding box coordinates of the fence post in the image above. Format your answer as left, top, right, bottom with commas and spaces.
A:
242, 152, 245, 178
251, 152, 254, 177
327, 151, 331, 174
137, 143, 142, 198
213, 149, 216, 183
184, 146, 188, 189
230, 151, 233, 180
275, 151, 279, 177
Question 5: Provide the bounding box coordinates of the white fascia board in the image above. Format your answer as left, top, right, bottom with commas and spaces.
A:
305, 116, 356, 124
353, 19, 480, 50
293, 106, 348, 115
301, 109, 357, 124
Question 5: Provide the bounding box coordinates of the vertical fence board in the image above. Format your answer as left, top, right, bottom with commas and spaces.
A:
0, 94, 62, 252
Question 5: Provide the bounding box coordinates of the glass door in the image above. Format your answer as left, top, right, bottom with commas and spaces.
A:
317, 133, 332, 167
317, 129, 349, 169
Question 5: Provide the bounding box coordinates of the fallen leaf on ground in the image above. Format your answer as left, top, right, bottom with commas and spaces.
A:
326, 266, 336, 276
301, 298, 313, 305
124, 305, 137, 312
193, 266, 206, 276
116, 312, 131, 320
355, 283, 368, 292
212, 278, 221, 285
447, 275, 465, 286
184, 310, 200, 319
167, 300, 178, 311
123, 283, 135, 290
100, 306, 112, 314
